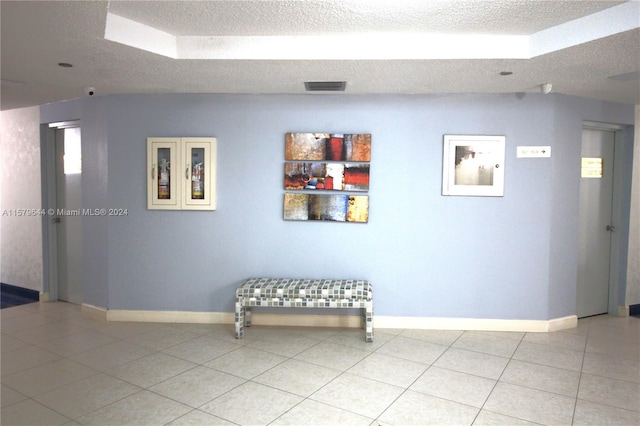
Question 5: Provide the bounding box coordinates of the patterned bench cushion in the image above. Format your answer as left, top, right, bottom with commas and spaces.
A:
235, 277, 373, 342
236, 278, 372, 301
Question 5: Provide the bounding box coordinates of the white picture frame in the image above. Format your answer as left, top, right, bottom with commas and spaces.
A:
442, 135, 506, 197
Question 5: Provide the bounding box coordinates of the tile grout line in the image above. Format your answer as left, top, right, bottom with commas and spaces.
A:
570, 318, 591, 426
469, 329, 528, 425
371, 330, 468, 425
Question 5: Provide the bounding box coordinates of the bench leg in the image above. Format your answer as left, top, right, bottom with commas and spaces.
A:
245, 307, 252, 327
235, 299, 244, 339
364, 302, 373, 343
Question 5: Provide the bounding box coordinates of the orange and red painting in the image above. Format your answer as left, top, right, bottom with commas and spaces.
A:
284, 163, 370, 191
285, 133, 371, 162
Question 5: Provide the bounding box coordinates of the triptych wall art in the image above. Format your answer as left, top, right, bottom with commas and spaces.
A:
283, 133, 371, 223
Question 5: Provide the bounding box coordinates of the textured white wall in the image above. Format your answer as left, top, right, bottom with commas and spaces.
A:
0, 106, 43, 292
626, 106, 640, 306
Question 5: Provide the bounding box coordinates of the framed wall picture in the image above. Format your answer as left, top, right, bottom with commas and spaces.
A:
283, 132, 371, 223
285, 133, 371, 161
283, 193, 369, 223
284, 162, 370, 191
442, 135, 506, 197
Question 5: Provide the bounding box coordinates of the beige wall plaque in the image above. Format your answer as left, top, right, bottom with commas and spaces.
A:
581, 157, 603, 178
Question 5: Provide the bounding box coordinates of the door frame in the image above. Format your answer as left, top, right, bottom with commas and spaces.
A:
40, 120, 81, 302
581, 120, 629, 316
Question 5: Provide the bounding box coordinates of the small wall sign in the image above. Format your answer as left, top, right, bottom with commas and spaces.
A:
581, 157, 603, 178
516, 146, 551, 158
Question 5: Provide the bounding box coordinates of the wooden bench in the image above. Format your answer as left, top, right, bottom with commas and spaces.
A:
235, 278, 373, 342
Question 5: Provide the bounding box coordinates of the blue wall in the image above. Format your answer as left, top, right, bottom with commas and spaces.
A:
40, 93, 635, 320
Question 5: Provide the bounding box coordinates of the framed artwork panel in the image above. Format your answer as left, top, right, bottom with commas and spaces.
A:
284, 193, 369, 223
285, 133, 371, 161
284, 162, 370, 191
442, 135, 506, 197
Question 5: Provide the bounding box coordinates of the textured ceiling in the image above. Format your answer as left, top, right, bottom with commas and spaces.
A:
107, 0, 623, 36
1, 0, 639, 111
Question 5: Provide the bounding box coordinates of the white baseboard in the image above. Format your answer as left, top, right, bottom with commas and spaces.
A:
375, 315, 577, 332
81, 303, 107, 321
39, 292, 50, 302
617, 305, 629, 316
102, 309, 577, 333
547, 315, 578, 332
107, 309, 234, 324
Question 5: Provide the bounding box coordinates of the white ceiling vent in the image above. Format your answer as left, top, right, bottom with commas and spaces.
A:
304, 81, 347, 92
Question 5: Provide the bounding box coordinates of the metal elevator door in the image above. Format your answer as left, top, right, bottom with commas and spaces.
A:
54, 127, 83, 304
576, 128, 615, 318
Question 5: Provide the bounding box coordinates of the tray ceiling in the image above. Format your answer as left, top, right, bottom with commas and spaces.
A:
1, 0, 638, 110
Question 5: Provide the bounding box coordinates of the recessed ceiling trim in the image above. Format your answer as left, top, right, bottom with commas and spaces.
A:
529, 1, 640, 57
103, 3, 639, 61
1, 79, 25, 87
105, 13, 177, 58
608, 71, 640, 81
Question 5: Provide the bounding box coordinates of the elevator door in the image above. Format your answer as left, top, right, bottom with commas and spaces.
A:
576, 128, 615, 318
54, 127, 83, 304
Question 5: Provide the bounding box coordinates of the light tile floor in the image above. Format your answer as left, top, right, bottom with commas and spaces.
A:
1, 302, 639, 426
